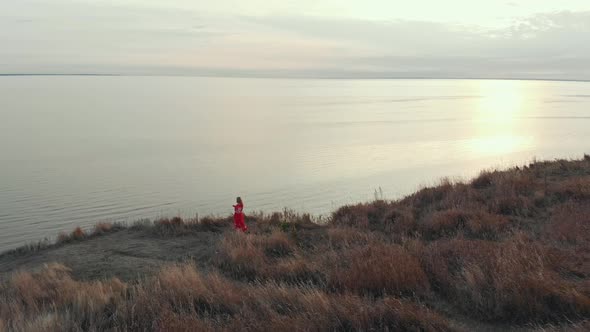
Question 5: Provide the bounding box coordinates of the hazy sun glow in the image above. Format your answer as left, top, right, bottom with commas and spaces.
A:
477, 80, 525, 123
467, 80, 534, 157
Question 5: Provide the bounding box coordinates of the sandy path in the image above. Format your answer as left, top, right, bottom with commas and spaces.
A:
0, 228, 223, 282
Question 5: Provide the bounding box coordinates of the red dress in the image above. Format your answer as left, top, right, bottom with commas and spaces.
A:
233, 203, 247, 232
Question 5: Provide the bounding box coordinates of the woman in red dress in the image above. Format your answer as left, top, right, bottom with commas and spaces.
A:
233, 197, 248, 232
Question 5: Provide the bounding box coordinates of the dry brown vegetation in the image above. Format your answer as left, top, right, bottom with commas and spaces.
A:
54, 223, 125, 245
1, 156, 590, 331
0, 263, 449, 331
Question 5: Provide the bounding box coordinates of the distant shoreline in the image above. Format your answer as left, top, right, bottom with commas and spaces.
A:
1, 73, 589, 83
0, 73, 121, 76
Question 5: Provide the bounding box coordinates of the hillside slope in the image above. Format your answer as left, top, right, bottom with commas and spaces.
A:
1, 156, 589, 331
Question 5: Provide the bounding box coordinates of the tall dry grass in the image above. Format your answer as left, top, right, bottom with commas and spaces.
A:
216, 230, 323, 285
327, 243, 430, 297
1, 262, 451, 331
0, 263, 127, 331
3, 157, 590, 330
421, 234, 590, 322
546, 202, 590, 245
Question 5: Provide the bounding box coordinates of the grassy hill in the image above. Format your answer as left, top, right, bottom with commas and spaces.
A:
1, 156, 589, 331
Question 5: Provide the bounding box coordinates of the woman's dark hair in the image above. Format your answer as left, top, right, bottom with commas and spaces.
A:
236, 197, 243, 204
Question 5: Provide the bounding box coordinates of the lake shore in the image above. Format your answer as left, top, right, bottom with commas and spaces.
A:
4, 77, 590, 253
1, 156, 589, 331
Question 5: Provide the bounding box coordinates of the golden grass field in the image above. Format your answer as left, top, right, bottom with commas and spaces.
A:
1, 156, 589, 331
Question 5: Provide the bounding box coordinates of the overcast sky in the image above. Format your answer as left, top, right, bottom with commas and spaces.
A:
2, 0, 590, 79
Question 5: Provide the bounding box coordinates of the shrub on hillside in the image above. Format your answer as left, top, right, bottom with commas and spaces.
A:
327, 244, 430, 297
56, 226, 87, 244
326, 226, 382, 249
331, 201, 417, 235
552, 177, 590, 201
331, 200, 392, 229
422, 235, 590, 322
420, 209, 510, 240
215, 231, 321, 283
472, 171, 493, 189
546, 202, 590, 245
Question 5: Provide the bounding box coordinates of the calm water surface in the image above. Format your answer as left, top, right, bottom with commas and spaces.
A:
1, 77, 589, 251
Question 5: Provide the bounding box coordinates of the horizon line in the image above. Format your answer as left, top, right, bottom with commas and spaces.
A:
1, 73, 589, 83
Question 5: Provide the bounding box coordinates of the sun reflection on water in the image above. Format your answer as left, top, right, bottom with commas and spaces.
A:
467, 80, 534, 157
478, 80, 524, 123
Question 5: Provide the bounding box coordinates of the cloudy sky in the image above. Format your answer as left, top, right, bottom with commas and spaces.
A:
2, 0, 590, 79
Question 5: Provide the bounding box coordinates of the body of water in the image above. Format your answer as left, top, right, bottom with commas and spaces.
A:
1, 76, 589, 251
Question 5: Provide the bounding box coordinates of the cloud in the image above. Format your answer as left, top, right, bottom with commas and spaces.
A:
235, 11, 590, 79
1, 1, 589, 80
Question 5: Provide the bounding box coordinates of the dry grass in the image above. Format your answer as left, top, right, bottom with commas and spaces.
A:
93, 222, 113, 234
552, 176, 590, 200
150, 216, 229, 235
261, 230, 294, 257
327, 243, 430, 297
421, 234, 590, 322
1, 262, 451, 331
56, 226, 86, 244
3, 156, 590, 330
420, 209, 511, 240
215, 231, 324, 284
0, 223, 122, 261
326, 226, 383, 249
546, 203, 590, 245
0, 263, 127, 331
